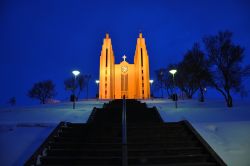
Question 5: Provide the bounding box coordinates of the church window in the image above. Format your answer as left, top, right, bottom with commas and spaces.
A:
142, 76, 144, 80
106, 48, 108, 67
125, 75, 128, 91
141, 48, 143, 67
142, 70, 143, 74
121, 74, 128, 92
142, 90, 144, 94
121, 75, 124, 91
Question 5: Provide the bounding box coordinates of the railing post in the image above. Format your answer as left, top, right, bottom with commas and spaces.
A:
122, 95, 128, 166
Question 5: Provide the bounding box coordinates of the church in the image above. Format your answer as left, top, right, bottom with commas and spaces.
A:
98, 33, 151, 99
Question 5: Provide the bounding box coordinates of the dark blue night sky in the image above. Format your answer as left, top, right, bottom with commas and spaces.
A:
1, 0, 250, 105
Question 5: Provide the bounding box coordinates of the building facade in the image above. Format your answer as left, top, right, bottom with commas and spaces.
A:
99, 33, 150, 99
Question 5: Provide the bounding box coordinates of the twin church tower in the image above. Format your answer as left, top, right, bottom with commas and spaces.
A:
99, 33, 151, 99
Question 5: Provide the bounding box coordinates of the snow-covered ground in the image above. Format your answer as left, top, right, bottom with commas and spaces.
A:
145, 99, 250, 166
0, 100, 106, 166
1, 99, 250, 166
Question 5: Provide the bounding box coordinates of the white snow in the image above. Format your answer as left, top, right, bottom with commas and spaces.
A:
1, 99, 250, 166
193, 121, 250, 166
144, 99, 250, 166
0, 100, 106, 166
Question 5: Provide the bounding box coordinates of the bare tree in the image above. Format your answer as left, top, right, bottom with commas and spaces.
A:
176, 59, 199, 99
8, 97, 16, 106
155, 65, 177, 99
155, 68, 167, 98
64, 74, 86, 101
165, 64, 178, 99
203, 31, 250, 107
179, 43, 211, 102
28, 80, 56, 104
84, 75, 91, 99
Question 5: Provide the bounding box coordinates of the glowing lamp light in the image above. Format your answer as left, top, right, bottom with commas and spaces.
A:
169, 69, 178, 108
169, 69, 177, 75
149, 80, 154, 84
72, 70, 80, 76
71, 70, 80, 110
95, 80, 100, 84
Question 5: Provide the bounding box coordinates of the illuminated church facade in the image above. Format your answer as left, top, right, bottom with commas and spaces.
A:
99, 33, 151, 99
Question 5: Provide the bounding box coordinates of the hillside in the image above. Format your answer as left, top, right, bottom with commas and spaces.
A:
0, 99, 250, 166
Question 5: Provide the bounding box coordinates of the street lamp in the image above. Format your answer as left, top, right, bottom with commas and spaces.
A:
169, 69, 177, 108
95, 80, 100, 100
72, 70, 80, 109
149, 79, 154, 99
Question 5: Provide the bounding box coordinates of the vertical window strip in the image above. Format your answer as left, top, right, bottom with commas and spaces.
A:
121, 75, 124, 91
125, 74, 128, 91
141, 48, 143, 67
106, 48, 108, 67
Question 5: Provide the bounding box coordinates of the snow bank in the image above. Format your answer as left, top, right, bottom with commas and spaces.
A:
193, 121, 250, 166
0, 100, 105, 166
1, 99, 250, 166
144, 99, 250, 166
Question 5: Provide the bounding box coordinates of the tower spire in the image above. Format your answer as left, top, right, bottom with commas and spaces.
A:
139, 32, 143, 38
106, 33, 109, 39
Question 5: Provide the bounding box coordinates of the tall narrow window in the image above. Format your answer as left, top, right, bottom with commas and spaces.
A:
141, 48, 143, 67
121, 74, 128, 92
121, 75, 124, 91
106, 48, 108, 67
125, 74, 128, 91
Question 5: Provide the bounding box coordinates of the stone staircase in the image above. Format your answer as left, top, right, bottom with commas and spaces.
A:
25, 99, 226, 166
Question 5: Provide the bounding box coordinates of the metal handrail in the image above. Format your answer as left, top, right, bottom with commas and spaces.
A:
122, 96, 128, 166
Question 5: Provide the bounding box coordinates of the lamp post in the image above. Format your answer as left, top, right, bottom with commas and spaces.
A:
149, 79, 154, 99
72, 70, 80, 109
169, 69, 177, 108
95, 80, 100, 100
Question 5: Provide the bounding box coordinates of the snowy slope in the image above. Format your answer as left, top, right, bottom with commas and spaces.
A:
1, 99, 250, 166
193, 121, 250, 166
145, 99, 250, 166
0, 100, 106, 166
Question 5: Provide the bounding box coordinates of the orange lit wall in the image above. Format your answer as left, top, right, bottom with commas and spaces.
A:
99, 33, 150, 99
